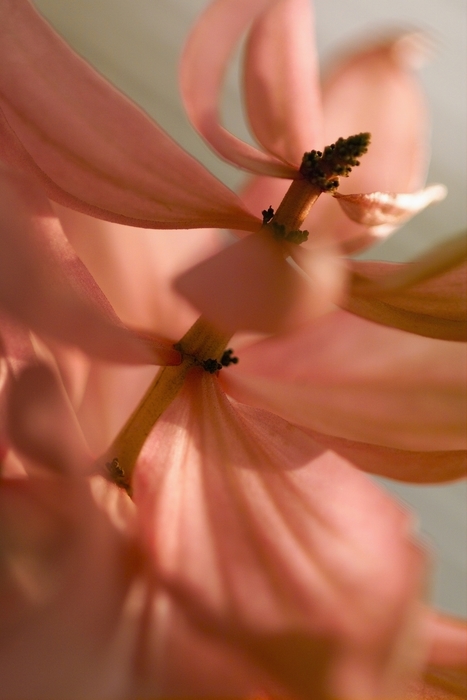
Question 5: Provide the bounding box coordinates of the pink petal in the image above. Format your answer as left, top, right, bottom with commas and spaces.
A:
346, 239, 467, 341
294, 427, 466, 484
55, 203, 225, 340
180, 0, 296, 177
333, 184, 446, 227
423, 611, 467, 670
135, 369, 425, 698
243, 0, 323, 165
0, 0, 259, 232
304, 32, 431, 251
222, 310, 467, 452
0, 166, 179, 364
7, 364, 91, 474
174, 229, 343, 334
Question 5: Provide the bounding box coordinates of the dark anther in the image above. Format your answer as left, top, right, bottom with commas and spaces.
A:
300, 132, 371, 192
220, 348, 239, 367
262, 205, 275, 224
202, 358, 222, 373
105, 458, 130, 492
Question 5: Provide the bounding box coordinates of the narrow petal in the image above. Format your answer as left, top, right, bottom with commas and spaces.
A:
243, 0, 323, 165
174, 229, 343, 334
333, 185, 446, 226
305, 33, 431, 251
135, 369, 425, 698
222, 310, 467, 451
346, 237, 467, 341
0, 167, 179, 364
180, 0, 296, 177
0, 0, 260, 231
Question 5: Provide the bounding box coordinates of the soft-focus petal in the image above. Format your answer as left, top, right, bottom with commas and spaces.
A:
135, 369, 425, 699
0, 0, 259, 232
174, 229, 343, 334
55, 203, 225, 340
334, 184, 446, 226
223, 310, 467, 451
243, 0, 323, 164
346, 237, 467, 341
180, 0, 296, 177
0, 166, 178, 365
305, 32, 430, 251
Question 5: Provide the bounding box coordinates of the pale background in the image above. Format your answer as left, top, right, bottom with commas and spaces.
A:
33, 0, 466, 616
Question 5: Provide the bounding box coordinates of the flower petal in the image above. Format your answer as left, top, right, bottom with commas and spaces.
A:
55, 203, 225, 340
0, 0, 259, 232
180, 0, 296, 177
333, 185, 446, 227
222, 310, 467, 451
0, 166, 179, 364
243, 0, 323, 165
345, 237, 467, 341
305, 32, 431, 251
174, 229, 342, 334
135, 369, 425, 698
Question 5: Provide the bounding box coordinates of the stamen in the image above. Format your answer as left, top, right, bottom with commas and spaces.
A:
262, 205, 275, 224
300, 132, 371, 192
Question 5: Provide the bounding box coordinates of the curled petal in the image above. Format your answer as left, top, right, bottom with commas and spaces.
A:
223, 310, 467, 452
0, 166, 179, 364
174, 230, 342, 334
333, 184, 446, 226
346, 236, 467, 341
180, 0, 296, 177
135, 370, 425, 698
244, 0, 323, 165
0, 0, 259, 231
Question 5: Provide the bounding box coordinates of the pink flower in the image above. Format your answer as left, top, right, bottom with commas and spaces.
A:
0, 0, 466, 698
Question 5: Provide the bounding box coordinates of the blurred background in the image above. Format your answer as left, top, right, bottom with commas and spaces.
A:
33, 0, 466, 616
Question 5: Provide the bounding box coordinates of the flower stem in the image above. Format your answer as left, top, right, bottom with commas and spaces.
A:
96, 316, 231, 492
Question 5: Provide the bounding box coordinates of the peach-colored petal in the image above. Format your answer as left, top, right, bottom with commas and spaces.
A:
180, 0, 296, 177
243, 0, 323, 165
222, 310, 467, 452
304, 33, 430, 251
135, 368, 426, 699
346, 244, 467, 341
0, 166, 179, 365
54, 203, 225, 340
174, 229, 341, 334
334, 184, 446, 227
294, 427, 466, 484
0, 0, 259, 232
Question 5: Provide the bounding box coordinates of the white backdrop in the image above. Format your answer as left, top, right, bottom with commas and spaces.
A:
33, 0, 466, 616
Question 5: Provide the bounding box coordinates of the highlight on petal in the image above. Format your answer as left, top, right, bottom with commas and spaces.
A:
135, 369, 425, 699
0, 166, 179, 365
243, 0, 323, 165
0, 0, 260, 232
174, 229, 343, 335
346, 234, 467, 341
222, 310, 467, 452
180, 0, 296, 177
333, 184, 446, 227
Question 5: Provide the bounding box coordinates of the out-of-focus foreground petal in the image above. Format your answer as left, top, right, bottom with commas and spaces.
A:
180, 0, 296, 177
0, 0, 260, 232
174, 229, 344, 334
243, 0, 323, 165
54, 203, 225, 340
222, 310, 467, 453
0, 166, 179, 365
346, 234, 467, 342
135, 369, 426, 699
